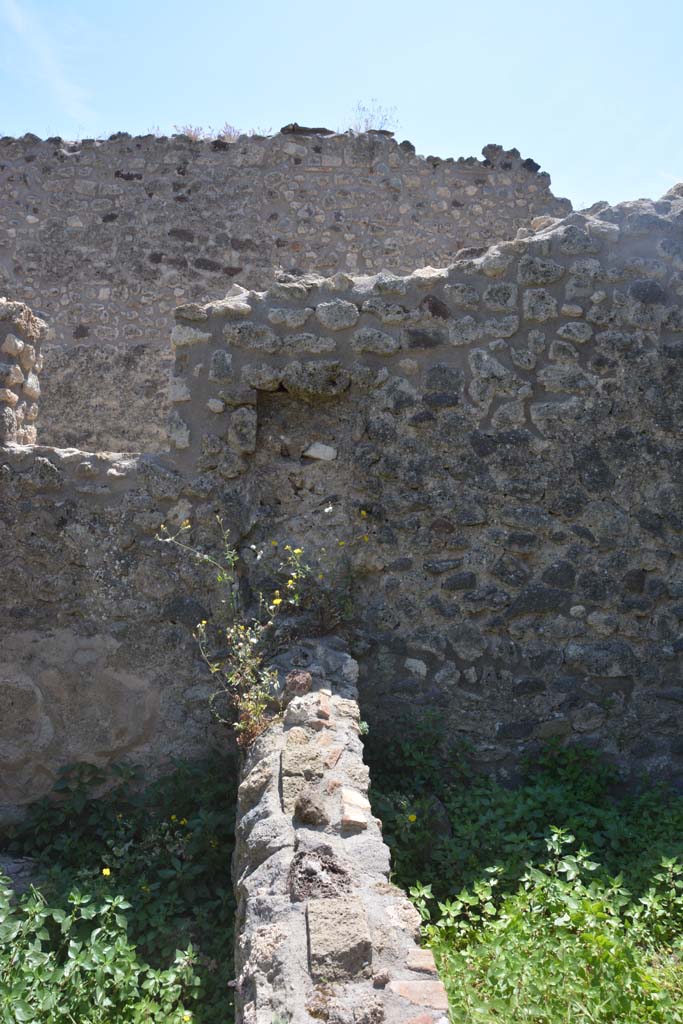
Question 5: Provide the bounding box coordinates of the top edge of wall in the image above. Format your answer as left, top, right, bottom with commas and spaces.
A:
0, 128, 551, 176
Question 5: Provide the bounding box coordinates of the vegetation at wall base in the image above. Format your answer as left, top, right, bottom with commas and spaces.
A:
368, 718, 683, 1022
0, 756, 238, 1024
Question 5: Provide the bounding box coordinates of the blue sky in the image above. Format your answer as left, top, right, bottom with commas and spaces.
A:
1, 0, 681, 209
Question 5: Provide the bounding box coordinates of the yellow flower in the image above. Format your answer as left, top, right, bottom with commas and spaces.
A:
360, 510, 368, 518
180, 817, 188, 826
271, 540, 278, 546
293, 547, 303, 555
362, 534, 369, 542
170, 814, 177, 822
183, 1015, 192, 1022
102, 867, 111, 876
318, 573, 324, 580
407, 813, 417, 823
287, 578, 296, 588
338, 540, 346, 547
209, 838, 219, 849
272, 597, 283, 606
284, 544, 292, 551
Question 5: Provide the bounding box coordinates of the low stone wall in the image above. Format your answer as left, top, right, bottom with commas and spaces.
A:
0, 298, 44, 444
0, 130, 569, 451
234, 637, 447, 1024
0, 439, 244, 818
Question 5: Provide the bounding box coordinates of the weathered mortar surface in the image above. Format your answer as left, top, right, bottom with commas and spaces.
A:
0, 435, 251, 818
0, 130, 569, 451
234, 637, 448, 1024
168, 184, 683, 783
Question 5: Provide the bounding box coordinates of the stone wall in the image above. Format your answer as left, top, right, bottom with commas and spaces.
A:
0, 130, 570, 451
167, 185, 683, 783
0, 438, 240, 818
0, 298, 44, 444
234, 637, 447, 1024
2, 183, 683, 816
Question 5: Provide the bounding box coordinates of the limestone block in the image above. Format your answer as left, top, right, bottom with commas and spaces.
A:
307, 897, 372, 980
168, 409, 190, 449
1, 334, 24, 356
351, 327, 400, 354
229, 406, 258, 454
267, 307, 313, 328
169, 377, 191, 402
281, 332, 336, 354
303, 442, 337, 461
22, 372, 40, 400
523, 288, 558, 322
171, 323, 212, 348
0, 363, 24, 386
223, 321, 279, 352
315, 299, 359, 331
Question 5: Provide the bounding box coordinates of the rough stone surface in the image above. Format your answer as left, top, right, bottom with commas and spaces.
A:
0, 132, 569, 450
233, 639, 447, 1024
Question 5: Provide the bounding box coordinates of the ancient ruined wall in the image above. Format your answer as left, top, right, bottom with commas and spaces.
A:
2, 184, 683, 816
168, 185, 683, 784
0, 436, 252, 818
0, 299, 44, 444
0, 130, 569, 451
234, 638, 447, 1024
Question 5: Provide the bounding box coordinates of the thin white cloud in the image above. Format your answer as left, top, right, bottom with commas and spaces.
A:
1, 0, 95, 125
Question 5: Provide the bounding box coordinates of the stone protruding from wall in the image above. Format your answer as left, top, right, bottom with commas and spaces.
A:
0, 131, 570, 451
234, 637, 448, 1024
168, 185, 683, 781
0, 298, 44, 444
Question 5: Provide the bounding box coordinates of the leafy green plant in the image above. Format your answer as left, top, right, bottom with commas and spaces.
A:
0, 880, 198, 1023
369, 726, 683, 1022
157, 519, 311, 746
2, 756, 238, 1023
414, 830, 683, 1023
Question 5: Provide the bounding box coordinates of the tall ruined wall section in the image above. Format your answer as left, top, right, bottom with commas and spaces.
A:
168, 186, 683, 784
2, 186, 683, 819
0, 130, 569, 452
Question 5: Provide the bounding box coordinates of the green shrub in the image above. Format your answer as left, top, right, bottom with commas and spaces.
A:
412, 831, 683, 1023
368, 722, 683, 1022
1, 756, 238, 1023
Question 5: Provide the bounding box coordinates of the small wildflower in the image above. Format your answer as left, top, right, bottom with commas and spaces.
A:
272, 597, 283, 606
140, 883, 150, 893
209, 838, 219, 849
287, 578, 296, 588
102, 867, 111, 876
318, 573, 324, 580
159, 523, 166, 530
170, 815, 177, 822
324, 505, 333, 513
293, 547, 303, 555
407, 814, 417, 823
284, 544, 292, 551
360, 510, 368, 518
183, 1014, 192, 1022
362, 534, 369, 542
180, 817, 188, 826
338, 540, 346, 547
271, 540, 278, 546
